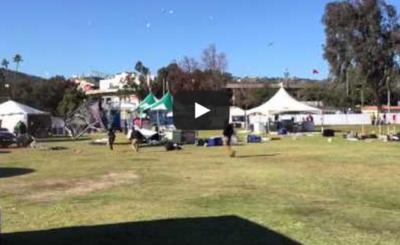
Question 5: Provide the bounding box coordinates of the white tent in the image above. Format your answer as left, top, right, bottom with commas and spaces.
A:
0, 100, 49, 133
120, 102, 137, 110
247, 84, 321, 116
230, 106, 246, 117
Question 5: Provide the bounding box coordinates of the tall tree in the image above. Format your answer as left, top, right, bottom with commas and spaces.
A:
201, 44, 229, 90
135, 61, 150, 76
201, 44, 227, 73
11, 76, 74, 115
13, 54, 23, 73
57, 86, 87, 116
118, 61, 152, 101
155, 45, 232, 93
1, 59, 9, 69
164, 63, 187, 93
153, 67, 170, 96
323, 0, 400, 108
179, 56, 200, 74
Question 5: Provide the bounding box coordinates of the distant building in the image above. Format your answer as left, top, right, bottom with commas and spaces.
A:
82, 72, 153, 111
73, 76, 101, 92
99, 72, 141, 92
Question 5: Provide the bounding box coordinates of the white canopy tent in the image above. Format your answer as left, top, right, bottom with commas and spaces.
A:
120, 102, 137, 111
0, 100, 50, 134
230, 106, 246, 117
247, 84, 321, 117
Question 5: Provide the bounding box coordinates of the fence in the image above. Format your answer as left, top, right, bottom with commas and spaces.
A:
249, 113, 400, 126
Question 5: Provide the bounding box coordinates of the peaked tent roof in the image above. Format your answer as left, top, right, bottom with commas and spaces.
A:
138, 93, 157, 111
0, 100, 48, 116
247, 84, 321, 115
148, 92, 173, 111
230, 106, 246, 116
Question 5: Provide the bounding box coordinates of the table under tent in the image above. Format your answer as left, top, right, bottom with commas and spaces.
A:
145, 92, 174, 129
247, 84, 321, 134
116, 93, 158, 133
118, 92, 170, 143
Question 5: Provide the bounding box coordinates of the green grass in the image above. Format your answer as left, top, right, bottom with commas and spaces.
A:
1, 133, 400, 244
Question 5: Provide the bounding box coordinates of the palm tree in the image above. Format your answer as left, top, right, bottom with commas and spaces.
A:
13, 54, 23, 73
13, 54, 23, 84
1, 59, 10, 69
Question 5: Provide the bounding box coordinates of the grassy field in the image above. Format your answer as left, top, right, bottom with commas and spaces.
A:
1, 132, 400, 245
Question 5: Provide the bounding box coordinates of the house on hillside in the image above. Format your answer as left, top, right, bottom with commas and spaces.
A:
85, 72, 146, 108
74, 72, 146, 107
73, 76, 102, 92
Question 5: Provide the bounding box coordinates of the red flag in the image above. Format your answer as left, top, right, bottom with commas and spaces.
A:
312, 69, 320, 74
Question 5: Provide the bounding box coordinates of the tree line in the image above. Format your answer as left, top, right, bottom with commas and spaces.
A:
0, 54, 86, 117
1, 44, 232, 117
322, 0, 400, 109
121, 44, 234, 101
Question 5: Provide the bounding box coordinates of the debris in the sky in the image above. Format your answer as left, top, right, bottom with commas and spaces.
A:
146, 22, 152, 29
313, 69, 320, 74
169, 10, 174, 15
267, 42, 274, 47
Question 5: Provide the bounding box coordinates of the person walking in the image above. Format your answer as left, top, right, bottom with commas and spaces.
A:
107, 128, 116, 151
371, 114, 376, 126
130, 125, 141, 153
223, 123, 236, 158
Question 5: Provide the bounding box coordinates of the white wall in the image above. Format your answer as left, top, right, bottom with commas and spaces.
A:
249, 113, 400, 126
99, 73, 140, 92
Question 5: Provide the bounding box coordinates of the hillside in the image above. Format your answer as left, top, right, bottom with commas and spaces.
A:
0, 68, 47, 84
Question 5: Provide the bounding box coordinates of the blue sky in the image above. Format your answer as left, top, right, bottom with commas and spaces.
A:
1, 0, 399, 80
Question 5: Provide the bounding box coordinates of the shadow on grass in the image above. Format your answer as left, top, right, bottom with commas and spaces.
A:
0, 167, 35, 179
114, 142, 131, 146
3, 216, 302, 245
45, 146, 69, 151
37, 137, 91, 143
236, 154, 281, 159
0, 151, 11, 154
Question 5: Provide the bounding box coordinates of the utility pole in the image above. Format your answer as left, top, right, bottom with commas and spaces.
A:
361, 86, 365, 134
346, 68, 350, 97
162, 77, 165, 96
387, 76, 391, 114
284, 68, 290, 87
147, 74, 152, 93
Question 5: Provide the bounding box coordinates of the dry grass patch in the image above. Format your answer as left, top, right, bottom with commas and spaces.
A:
23, 171, 139, 202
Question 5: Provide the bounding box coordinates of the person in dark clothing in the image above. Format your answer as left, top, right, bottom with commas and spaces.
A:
223, 123, 236, 157
14, 121, 28, 137
107, 129, 116, 151
130, 126, 141, 153
371, 114, 376, 126
123, 120, 128, 135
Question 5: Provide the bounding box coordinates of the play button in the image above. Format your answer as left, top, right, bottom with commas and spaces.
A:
173, 91, 230, 130
195, 103, 210, 119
